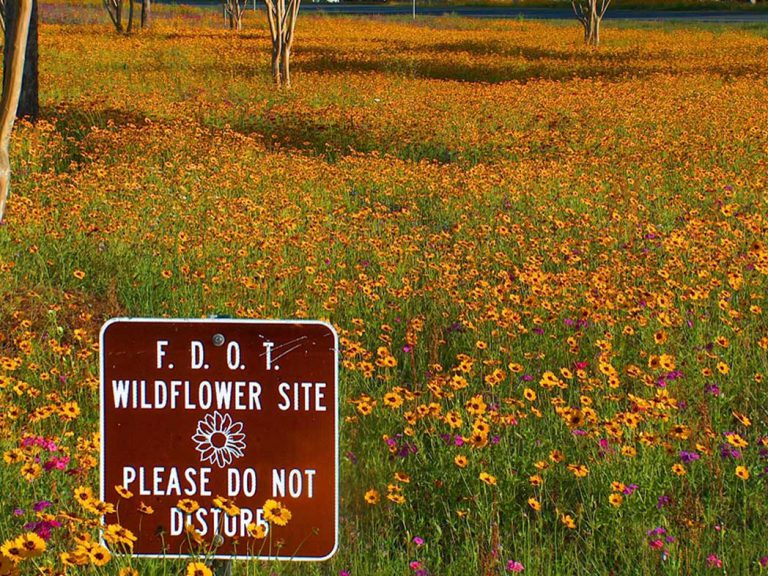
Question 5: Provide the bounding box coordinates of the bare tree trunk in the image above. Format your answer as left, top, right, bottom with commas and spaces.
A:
224, 0, 244, 30
588, 0, 599, 46
594, 0, 609, 46
272, 44, 282, 87
275, 0, 284, 84
593, 16, 600, 46
283, 0, 299, 87
126, 0, 134, 33
265, 0, 279, 84
264, 0, 300, 88
572, 0, 589, 43
0, 0, 33, 222
573, 0, 608, 46
140, 0, 149, 28
280, 46, 290, 88
0, 0, 6, 33
22, 0, 37, 118
4, 0, 37, 120
104, 0, 123, 32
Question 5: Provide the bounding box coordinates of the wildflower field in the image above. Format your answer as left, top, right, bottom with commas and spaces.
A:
1, 4, 768, 574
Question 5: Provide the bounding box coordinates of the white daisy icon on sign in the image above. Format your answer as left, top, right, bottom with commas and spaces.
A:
192, 411, 246, 468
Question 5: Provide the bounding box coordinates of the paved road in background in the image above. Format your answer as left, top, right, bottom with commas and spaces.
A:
297, 4, 768, 21
159, 0, 768, 22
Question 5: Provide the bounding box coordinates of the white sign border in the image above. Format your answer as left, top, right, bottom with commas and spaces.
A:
99, 317, 340, 562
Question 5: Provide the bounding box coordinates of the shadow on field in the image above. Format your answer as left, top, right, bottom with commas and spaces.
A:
43, 103, 152, 138
227, 107, 505, 165
38, 104, 154, 172
293, 45, 631, 83
161, 30, 270, 40
221, 108, 395, 161
295, 40, 767, 83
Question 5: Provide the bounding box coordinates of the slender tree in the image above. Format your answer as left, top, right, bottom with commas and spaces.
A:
127, 0, 134, 33
103, 0, 123, 32
140, 0, 150, 29
4, 0, 37, 120
0, 0, 33, 222
263, 0, 301, 87
223, 0, 247, 31
572, 0, 610, 46
104, 0, 149, 33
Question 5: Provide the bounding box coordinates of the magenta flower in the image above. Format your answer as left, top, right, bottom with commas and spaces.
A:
33, 500, 52, 512
44, 455, 70, 471
706, 554, 722, 568
679, 451, 700, 464
622, 484, 639, 496
23, 519, 61, 541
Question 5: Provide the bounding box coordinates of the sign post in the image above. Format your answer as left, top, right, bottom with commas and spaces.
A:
100, 318, 338, 561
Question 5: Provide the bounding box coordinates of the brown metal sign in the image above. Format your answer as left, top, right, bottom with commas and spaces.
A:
99, 318, 338, 560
